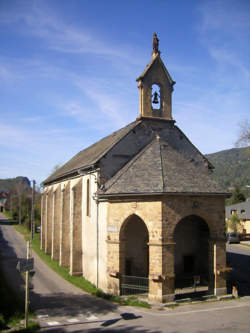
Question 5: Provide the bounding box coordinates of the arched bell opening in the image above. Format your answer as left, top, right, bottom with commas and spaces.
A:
151, 84, 161, 110
173, 215, 210, 291
119, 214, 149, 277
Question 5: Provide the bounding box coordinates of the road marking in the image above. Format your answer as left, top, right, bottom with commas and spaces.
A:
86, 314, 98, 321
37, 314, 49, 318
47, 321, 60, 326
67, 318, 80, 323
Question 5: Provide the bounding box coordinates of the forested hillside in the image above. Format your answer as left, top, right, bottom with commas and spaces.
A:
206, 146, 250, 196
0, 176, 30, 193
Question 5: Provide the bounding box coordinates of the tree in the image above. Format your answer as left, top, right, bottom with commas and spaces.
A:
235, 119, 250, 147
50, 164, 61, 175
226, 213, 242, 233
229, 186, 246, 205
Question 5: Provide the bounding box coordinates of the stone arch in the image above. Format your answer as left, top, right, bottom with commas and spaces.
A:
173, 215, 210, 288
119, 214, 149, 277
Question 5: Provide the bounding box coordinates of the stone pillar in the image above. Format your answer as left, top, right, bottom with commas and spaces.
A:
45, 189, 53, 254
148, 242, 175, 303
60, 182, 70, 267
41, 193, 47, 250
209, 239, 227, 296
106, 240, 120, 295
70, 180, 83, 276
52, 185, 61, 261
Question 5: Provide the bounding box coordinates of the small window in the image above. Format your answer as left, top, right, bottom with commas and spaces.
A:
241, 210, 246, 214
231, 210, 237, 215
86, 179, 91, 217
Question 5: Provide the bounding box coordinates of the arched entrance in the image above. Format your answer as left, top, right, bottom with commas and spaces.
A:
174, 215, 210, 293
119, 214, 149, 295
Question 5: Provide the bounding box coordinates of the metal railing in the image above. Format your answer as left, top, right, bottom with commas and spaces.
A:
120, 275, 149, 295
175, 275, 209, 295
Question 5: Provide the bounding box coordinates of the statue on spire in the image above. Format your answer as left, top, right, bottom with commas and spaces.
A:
152, 32, 159, 54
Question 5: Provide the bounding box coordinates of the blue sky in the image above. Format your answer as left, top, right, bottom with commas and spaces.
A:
0, 0, 249, 185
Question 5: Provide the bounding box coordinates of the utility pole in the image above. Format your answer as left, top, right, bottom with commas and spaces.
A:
25, 241, 30, 328
31, 180, 36, 239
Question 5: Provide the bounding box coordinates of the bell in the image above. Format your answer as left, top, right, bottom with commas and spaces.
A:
152, 91, 159, 104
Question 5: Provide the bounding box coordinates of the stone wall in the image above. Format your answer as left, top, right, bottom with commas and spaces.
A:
41, 172, 103, 289
106, 194, 227, 302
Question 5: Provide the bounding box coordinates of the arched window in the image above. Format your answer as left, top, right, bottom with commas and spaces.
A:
151, 84, 161, 110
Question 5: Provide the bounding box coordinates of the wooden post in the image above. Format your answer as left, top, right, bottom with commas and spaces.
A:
25, 241, 30, 328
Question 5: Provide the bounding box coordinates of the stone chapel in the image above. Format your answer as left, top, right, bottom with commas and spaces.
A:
41, 34, 230, 302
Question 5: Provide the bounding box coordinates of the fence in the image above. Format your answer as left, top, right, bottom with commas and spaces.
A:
175, 275, 209, 296
120, 275, 149, 296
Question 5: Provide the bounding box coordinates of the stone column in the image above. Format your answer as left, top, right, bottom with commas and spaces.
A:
45, 189, 53, 254
106, 240, 120, 295
60, 182, 70, 267
52, 185, 61, 261
70, 180, 83, 276
209, 239, 227, 296
148, 241, 175, 303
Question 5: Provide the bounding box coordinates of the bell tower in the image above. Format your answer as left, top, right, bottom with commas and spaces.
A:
136, 33, 175, 120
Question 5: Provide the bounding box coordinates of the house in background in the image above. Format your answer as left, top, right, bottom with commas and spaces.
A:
226, 198, 250, 234
41, 34, 230, 302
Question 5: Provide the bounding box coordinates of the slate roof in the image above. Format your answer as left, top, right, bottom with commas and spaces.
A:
43, 117, 229, 197
101, 136, 227, 196
43, 120, 140, 185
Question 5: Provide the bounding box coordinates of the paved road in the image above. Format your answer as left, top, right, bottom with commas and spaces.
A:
1, 214, 250, 332
226, 243, 250, 296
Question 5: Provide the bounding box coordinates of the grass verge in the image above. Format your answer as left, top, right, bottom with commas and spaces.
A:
13, 224, 150, 309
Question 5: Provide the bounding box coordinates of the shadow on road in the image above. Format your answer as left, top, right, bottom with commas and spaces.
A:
39, 325, 161, 333
227, 251, 250, 296
30, 291, 119, 317
0, 228, 25, 299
